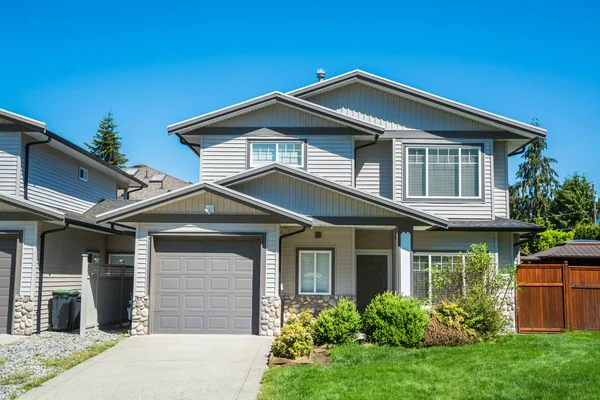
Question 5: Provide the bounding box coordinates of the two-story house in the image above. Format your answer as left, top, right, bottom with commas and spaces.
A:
0, 108, 145, 335
96, 70, 545, 336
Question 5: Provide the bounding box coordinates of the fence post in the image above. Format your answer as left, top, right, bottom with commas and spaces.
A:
119, 263, 124, 324
80, 254, 88, 337
563, 261, 569, 331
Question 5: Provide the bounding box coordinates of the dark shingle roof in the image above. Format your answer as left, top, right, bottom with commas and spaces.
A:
530, 240, 600, 259
62, 200, 139, 230
437, 218, 545, 232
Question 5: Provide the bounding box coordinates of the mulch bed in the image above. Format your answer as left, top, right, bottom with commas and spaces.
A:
268, 345, 331, 368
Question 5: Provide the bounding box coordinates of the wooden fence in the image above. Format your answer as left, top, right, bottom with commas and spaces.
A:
517, 263, 600, 333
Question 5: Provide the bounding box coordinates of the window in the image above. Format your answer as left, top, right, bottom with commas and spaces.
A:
108, 254, 135, 266
87, 251, 100, 264
298, 250, 332, 294
79, 167, 88, 182
250, 141, 304, 167
407, 146, 480, 198
412, 254, 471, 303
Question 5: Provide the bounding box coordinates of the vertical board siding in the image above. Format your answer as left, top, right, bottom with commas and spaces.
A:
200, 134, 353, 186
0, 132, 21, 196
0, 221, 37, 296
27, 144, 118, 213
147, 192, 266, 214
232, 172, 398, 217
280, 226, 354, 296
136, 223, 279, 297
355, 140, 392, 198
306, 82, 501, 131
211, 103, 343, 127
413, 231, 497, 253
494, 141, 509, 218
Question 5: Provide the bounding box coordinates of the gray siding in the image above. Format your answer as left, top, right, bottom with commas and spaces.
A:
493, 141, 509, 218
413, 231, 497, 253
146, 192, 267, 215
355, 140, 392, 198
0, 132, 21, 196
0, 221, 37, 296
355, 229, 394, 250
200, 135, 353, 186
26, 142, 117, 213
232, 172, 399, 217
280, 226, 354, 296
306, 82, 501, 131
497, 232, 515, 270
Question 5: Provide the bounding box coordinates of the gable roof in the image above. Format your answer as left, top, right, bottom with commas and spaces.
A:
96, 181, 313, 226
288, 70, 546, 139
0, 191, 64, 221
216, 163, 449, 228
167, 92, 385, 136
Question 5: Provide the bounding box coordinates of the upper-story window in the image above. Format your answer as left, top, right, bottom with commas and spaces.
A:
406, 146, 480, 198
249, 141, 304, 167
79, 167, 89, 182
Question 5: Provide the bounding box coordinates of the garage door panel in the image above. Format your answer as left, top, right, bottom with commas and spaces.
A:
152, 237, 260, 334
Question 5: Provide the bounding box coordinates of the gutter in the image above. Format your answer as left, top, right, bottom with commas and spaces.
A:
37, 223, 69, 334
354, 134, 379, 160
24, 135, 52, 200
126, 186, 144, 200
177, 133, 201, 156
278, 226, 307, 329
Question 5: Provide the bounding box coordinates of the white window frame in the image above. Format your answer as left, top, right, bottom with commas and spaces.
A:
108, 253, 135, 266
412, 253, 471, 303
79, 167, 89, 182
249, 141, 304, 168
298, 250, 332, 295
405, 145, 481, 199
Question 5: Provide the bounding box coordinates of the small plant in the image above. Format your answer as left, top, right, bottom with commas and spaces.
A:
434, 301, 470, 330
313, 298, 361, 345
271, 323, 313, 359
286, 310, 314, 332
361, 292, 429, 347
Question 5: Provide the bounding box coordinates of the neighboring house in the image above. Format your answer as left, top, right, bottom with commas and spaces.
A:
0, 108, 146, 335
96, 70, 544, 336
118, 164, 190, 200
522, 240, 600, 266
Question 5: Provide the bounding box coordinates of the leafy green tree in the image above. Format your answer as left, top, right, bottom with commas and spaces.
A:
85, 112, 128, 167
524, 229, 574, 254
510, 118, 559, 221
573, 224, 600, 240
550, 173, 595, 229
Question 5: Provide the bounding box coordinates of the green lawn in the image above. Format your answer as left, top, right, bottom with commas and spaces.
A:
259, 332, 600, 400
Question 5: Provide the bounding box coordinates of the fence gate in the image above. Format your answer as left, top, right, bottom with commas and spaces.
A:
517, 263, 600, 333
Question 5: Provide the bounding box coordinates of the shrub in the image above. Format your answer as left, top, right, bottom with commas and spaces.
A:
361, 292, 429, 347
286, 310, 314, 332
271, 323, 313, 359
434, 301, 470, 330
423, 314, 477, 347
313, 298, 361, 345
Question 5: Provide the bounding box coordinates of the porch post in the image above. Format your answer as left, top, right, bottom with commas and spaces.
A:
397, 227, 412, 296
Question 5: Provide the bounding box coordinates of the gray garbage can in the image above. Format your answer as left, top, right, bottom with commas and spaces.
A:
51, 290, 80, 331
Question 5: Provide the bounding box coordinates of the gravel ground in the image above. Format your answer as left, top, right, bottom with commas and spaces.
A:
0, 329, 125, 400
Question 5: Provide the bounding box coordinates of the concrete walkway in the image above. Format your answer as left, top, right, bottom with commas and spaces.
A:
20, 335, 273, 400
0, 334, 23, 346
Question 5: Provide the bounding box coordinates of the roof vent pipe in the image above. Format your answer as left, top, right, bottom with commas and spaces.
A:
316, 68, 326, 82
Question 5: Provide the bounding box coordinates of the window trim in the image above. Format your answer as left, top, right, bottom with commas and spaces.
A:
296, 248, 334, 295
404, 144, 483, 200
248, 139, 306, 169
87, 250, 100, 264
79, 167, 89, 182
108, 253, 135, 266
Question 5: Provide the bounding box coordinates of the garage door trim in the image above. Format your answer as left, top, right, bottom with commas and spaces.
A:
0, 232, 22, 334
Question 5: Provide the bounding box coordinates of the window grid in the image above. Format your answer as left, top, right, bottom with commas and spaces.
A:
411, 253, 471, 304
250, 141, 303, 167
298, 250, 332, 295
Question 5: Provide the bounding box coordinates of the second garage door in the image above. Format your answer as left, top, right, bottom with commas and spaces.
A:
0, 238, 17, 334
151, 237, 261, 334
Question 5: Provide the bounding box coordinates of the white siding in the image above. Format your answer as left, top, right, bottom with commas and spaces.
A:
146, 192, 267, 214
135, 223, 279, 297
0, 221, 37, 296
280, 226, 354, 296
307, 82, 501, 131
0, 132, 21, 196
355, 140, 392, 198
26, 143, 117, 213
200, 135, 353, 186
413, 231, 497, 253
394, 139, 494, 219
493, 141, 509, 218
232, 172, 399, 217
393, 139, 402, 201
211, 103, 344, 128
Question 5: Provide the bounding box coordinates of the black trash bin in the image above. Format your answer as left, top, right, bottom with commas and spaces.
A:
71, 295, 81, 331
51, 290, 79, 331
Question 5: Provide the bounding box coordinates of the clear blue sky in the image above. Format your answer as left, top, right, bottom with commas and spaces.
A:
2, 0, 599, 186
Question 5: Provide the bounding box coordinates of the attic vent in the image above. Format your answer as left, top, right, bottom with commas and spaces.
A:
316, 68, 326, 82
149, 173, 166, 182
123, 167, 139, 176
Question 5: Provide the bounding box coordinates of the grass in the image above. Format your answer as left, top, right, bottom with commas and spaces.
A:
0, 370, 33, 386
259, 332, 600, 400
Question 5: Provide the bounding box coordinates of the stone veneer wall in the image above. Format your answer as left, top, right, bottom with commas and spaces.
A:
282, 295, 355, 323
130, 295, 149, 335
501, 289, 516, 333
260, 296, 281, 336
12, 295, 34, 335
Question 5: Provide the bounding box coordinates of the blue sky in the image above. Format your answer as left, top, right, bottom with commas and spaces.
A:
1, 0, 599, 186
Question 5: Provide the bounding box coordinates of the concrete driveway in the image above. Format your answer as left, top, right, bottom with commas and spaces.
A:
20, 335, 273, 400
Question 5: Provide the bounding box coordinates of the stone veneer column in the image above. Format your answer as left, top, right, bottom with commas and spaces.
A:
501, 289, 517, 333
12, 295, 34, 336
260, 296, 281, 336
130, 295, 149, 335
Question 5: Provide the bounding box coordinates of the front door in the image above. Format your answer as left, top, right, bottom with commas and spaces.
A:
356, 254, 389, 312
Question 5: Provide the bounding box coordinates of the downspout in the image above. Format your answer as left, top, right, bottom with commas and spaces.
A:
24, 136, 52, 199
125, 186, 143, 200
37, 223, 69, 334
354, 134, 379, 159
278, 226, 307, 328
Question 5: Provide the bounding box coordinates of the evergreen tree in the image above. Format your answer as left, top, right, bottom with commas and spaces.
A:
509, 118, 559, 221
85, 112, 128, 167
550, 173, 595, 229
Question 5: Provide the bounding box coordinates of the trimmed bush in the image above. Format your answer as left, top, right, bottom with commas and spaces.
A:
361, 292, 429, 347
286, 310, 314, 332
271, 324, 313, 359
313, 298, 361, 345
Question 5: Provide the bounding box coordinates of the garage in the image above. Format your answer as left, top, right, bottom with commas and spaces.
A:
151, 236, 261, 334
0, 237, 17, 334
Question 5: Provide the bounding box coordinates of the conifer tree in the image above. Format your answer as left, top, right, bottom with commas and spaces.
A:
85, 112, 128, 167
